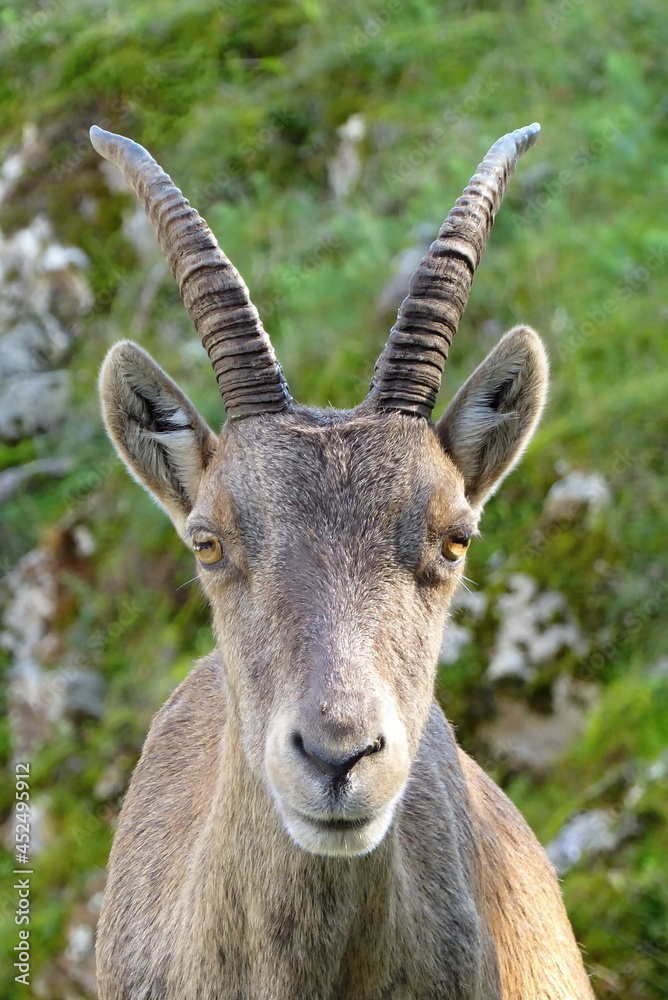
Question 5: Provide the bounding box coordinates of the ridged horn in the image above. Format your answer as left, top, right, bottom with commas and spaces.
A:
89, 126, 292, 420
367, 123, 541, 418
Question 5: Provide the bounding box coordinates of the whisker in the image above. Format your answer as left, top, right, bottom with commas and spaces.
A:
197, 577, 215, 604
176, 575, 199, 592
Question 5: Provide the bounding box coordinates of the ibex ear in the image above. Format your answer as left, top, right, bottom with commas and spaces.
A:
436, 327, 548, 509
99, 342, 218, 535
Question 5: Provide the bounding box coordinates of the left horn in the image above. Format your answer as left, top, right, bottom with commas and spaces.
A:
89, 126, 292, 420
367, 123, 540, 418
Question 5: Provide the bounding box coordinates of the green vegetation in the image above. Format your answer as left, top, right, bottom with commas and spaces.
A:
1, 0, 667, 996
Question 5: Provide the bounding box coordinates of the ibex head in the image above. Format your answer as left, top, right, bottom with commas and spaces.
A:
93, 124, 547, 858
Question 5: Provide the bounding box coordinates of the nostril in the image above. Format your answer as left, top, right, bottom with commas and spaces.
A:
293, 733, 341, 776
291, 732, 386, 780
365, 736, 385, 758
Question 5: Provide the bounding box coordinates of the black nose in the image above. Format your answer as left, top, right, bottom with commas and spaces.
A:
292, 733, 385, 783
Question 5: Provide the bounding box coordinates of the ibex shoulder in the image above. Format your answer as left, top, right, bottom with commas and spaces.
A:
458, 748, 594, 998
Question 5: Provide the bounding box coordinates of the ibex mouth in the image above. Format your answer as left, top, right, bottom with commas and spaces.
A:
276, 796, 400, 857
301, 813, 373, 833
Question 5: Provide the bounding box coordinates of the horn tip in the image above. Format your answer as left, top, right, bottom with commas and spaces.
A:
89, 124, 120, 160
90, 125, 143, 166
512, 122, 541, 154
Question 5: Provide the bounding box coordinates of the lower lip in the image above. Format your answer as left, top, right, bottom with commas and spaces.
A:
301, 813, 372, 832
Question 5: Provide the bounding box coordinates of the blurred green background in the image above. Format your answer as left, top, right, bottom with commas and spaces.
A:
0, 0, 666, 996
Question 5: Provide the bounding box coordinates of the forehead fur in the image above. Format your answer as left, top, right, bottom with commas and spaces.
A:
192, 407, 470, 541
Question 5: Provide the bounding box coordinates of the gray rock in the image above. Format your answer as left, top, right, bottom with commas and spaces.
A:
439, 622, 472, 665
546, 810, 618, 874
327, 114, 366, 202
486, 573, 587, 682
546, 807, 639, 875
543, 470, 611, 525
478, 676, 599, 775
0, 370, 70, 442
60, 668, 105, 722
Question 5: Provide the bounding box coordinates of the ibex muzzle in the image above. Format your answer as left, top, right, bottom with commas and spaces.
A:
92, 123, 595, 999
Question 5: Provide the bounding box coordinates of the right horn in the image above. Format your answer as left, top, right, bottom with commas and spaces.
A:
89, 126, 292, 420
367, 123, 540, 419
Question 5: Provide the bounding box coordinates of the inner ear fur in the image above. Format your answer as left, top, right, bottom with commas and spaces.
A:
99, 341, 218, 534
436, 326, 548, 509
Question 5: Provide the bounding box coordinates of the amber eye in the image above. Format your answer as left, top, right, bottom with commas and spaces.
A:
442, 533, 471, 562
193, 535, 223, 566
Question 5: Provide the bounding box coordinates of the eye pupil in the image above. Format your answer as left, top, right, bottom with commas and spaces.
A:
193, 535, 223, 565
442, 532, 471, 562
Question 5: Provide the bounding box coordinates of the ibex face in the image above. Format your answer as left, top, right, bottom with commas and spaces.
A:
193, 410, 474, 856
94, 123, 547, 859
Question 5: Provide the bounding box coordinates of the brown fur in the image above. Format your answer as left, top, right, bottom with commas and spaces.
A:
96, 326, 594, 999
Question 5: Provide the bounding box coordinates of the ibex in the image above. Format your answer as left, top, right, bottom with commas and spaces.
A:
91, 121, 594, 999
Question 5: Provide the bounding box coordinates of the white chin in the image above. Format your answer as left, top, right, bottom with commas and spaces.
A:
279, 801, 397, 858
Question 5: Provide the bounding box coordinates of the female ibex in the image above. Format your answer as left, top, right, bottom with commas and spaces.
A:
91, 122, 594, 999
